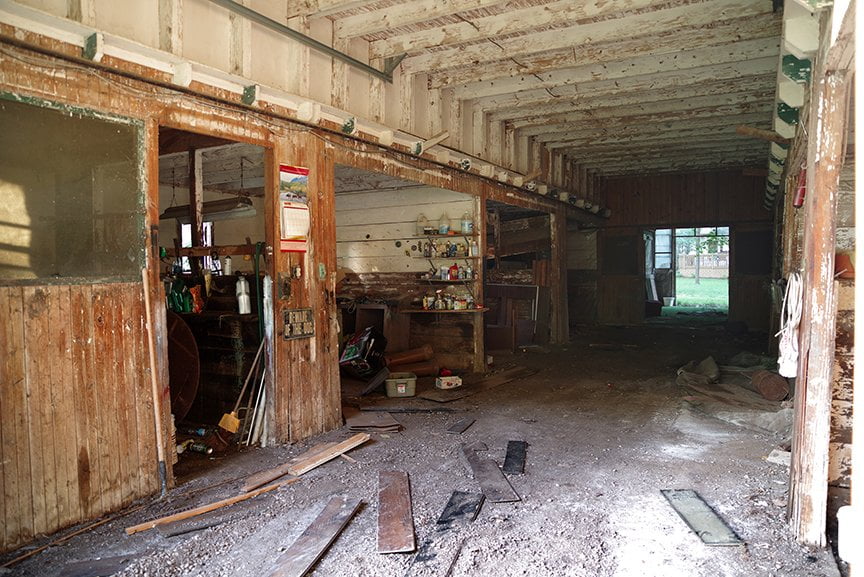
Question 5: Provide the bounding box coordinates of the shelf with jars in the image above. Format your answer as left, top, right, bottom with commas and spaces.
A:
401, 286, 487, 314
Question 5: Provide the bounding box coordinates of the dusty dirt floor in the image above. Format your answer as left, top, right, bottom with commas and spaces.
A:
2, 324, 844, 577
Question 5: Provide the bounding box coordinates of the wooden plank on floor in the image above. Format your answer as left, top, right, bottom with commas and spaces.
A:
461, 444, 520, 503
377, 471, 415, 553
265, 496, 362, 577
436, 491, 484, 527
446, 418, 475, 434
661, 489, 743, 546
58, 554, 136, 577
405, 492, 483, 576
502, 441, 528, 475
242, 434, 370, 492
418, 367, 536, 402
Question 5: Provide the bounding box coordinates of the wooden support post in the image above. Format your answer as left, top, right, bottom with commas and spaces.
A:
549, 209, 568, 344
788, 67, 850, 547
188, 147, 203, 276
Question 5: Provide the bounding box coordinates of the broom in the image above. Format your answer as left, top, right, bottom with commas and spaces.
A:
219, 339, 265, 434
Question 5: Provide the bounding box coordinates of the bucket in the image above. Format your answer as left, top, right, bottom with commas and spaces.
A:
663, 297, 675, 307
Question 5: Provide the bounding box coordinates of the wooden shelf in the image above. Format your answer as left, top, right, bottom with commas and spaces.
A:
421, 278, 478, 283
401, 308, 488, 314
405, 233, 478, 240
412, 255, 481, 260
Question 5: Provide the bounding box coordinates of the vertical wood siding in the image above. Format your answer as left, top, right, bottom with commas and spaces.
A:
0, 283, 158, 552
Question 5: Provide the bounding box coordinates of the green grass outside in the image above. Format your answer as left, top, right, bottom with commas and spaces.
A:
674, 276, 728, 309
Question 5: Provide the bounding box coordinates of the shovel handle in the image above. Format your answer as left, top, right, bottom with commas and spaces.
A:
232, 339, 265, 414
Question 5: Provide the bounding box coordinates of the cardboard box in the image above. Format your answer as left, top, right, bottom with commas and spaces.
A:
435, 376, 462, 390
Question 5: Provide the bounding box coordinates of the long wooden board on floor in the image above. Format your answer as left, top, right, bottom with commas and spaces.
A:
405, 491, 484, 576
242, 434, 369, 492
502, 441, 528, 474
418, 367, 536, 403
446, 418, 475, 434
461, 444, 520, 503
377, 471, 415, 553
266, 497, 362, 577
436, 491, 485, 527
661, 489, 743, 546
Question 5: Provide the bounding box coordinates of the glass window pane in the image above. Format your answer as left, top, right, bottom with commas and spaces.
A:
0, 98, 142, 281
655, 253, 672, 268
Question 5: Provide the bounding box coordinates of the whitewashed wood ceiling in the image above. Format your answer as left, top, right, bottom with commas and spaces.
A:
311, 0, 782, 177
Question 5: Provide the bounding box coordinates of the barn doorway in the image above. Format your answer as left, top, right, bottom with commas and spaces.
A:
649, 226, 730, 321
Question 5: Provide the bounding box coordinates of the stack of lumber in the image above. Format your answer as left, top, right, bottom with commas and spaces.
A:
385, 344, 437, 377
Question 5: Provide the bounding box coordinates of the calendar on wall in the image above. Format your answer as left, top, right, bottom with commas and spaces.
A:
279, 165, 310, 252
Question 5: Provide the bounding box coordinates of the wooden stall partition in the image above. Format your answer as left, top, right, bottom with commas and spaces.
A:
597, 228, 644, 325
0, 282, 158, 552
269, 132, 341, 444
728, 225, 773, 332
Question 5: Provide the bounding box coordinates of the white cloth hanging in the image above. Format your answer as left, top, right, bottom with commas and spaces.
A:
776, 272, 803, 378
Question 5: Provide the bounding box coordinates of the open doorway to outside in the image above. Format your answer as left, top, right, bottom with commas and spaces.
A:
648, 226, 730, 322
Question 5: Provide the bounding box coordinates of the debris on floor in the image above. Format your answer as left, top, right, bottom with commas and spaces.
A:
377, 471, 415, 554
418, 366, 536, 402
460, 442, 521, 503
242, 433, 370, 492
343, 407, 402, 433
766, 449, 792, 468
445, 417, 475, 434
502, 440, 529, 475
264, 497, 361, 577
661, 489, 744, 546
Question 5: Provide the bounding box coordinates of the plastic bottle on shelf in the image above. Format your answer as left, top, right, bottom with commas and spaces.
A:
416, 214, 428, 236
449, 263, 459, 280
236, 275, 251, 314
466, 264, 473, 279
438, 210, 450, 234
223, 255, 233, 275
461, 212, 473, 234
469, 239, 480, 257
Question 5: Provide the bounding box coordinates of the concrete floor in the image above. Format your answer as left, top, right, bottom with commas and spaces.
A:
2, 324, 842, 577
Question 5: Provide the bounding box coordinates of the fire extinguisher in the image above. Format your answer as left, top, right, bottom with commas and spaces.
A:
793, 168, 807, 208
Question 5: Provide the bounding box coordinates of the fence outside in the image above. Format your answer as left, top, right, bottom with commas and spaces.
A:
676, 253, 729, 279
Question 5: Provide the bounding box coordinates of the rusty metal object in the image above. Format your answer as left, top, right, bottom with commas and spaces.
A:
167, 311, 200, 421
751, 370, 789, 401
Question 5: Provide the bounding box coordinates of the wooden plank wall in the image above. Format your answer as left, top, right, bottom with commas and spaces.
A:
603, 170, 768, 228
567, 229, 597, 325
594, 170, 772, 326
0, 283, 158, 552
335, 186, 475, 273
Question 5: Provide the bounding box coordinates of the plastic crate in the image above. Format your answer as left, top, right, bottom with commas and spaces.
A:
385, 372, 416, 398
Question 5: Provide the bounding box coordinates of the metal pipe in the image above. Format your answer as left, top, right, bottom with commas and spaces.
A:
206, 0, 393, 83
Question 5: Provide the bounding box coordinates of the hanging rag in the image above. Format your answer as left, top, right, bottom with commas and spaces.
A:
776, 272, 802, 378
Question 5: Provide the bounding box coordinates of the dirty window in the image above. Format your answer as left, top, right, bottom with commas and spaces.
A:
0, 97, 143, 282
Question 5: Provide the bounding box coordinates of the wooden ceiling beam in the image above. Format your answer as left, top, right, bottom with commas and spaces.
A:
591, 155, 769, 176
531, 112, 771, 144
570, 143, 768, 165
563, 136, 769, 156
396, 0, 774, 69
471, 58, 778, 113
453, 38, 779, 101
334, 0, 509, 39
371, 0, 683, 57
517, 104, 774, 139
287, 0, 376, 19
487, 76, 778, 122
544, 123, 772, 149
426, 13, 781, 88
507, 91, 776, 130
